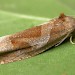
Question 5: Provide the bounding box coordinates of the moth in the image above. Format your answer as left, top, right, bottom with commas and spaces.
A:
0, 13, 75, 64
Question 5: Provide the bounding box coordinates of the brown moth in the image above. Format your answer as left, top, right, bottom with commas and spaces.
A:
0, 13, 75, 64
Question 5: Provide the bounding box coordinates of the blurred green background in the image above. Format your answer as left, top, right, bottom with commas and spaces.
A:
0, 0, 75, 75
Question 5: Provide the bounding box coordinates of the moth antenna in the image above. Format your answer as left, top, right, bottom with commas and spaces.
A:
70, 36, 75, 44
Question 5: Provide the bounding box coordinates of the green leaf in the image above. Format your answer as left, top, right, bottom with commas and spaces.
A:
0, 0, 75, 75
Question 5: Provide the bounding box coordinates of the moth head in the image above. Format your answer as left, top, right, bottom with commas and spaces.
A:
67, 16, 75, 32
59, 13, 75, 33
58, 13, 75, 44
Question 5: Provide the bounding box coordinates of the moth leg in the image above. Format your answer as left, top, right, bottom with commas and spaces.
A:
70, 36, 75, 44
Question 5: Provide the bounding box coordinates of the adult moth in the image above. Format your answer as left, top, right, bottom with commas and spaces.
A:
0, 13, 75, 64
